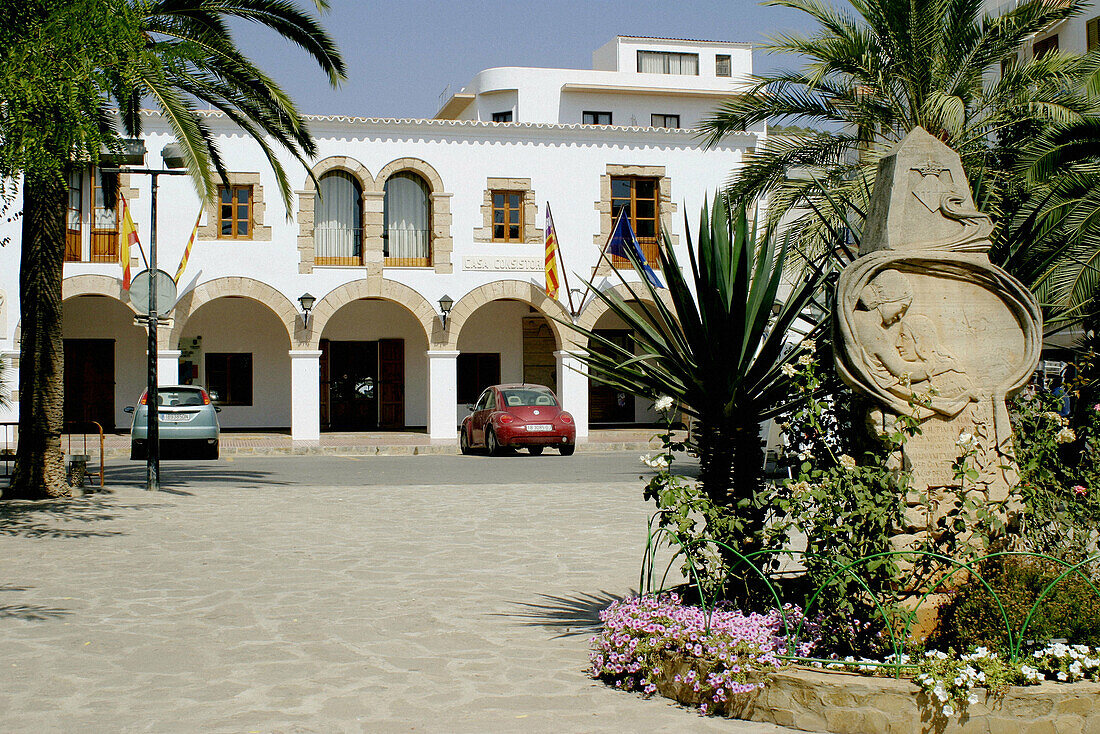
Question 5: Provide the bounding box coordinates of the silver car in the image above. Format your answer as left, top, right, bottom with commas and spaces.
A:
126, 385, 221, 460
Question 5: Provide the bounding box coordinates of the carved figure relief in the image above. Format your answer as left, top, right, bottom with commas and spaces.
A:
834, 128, 1042, 536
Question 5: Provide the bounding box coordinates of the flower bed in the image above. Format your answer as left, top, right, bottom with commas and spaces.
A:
590, 594, 1100, 729
588, 593, 814, 714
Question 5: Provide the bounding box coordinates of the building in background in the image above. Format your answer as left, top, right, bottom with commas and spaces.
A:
0, 37, 762, 442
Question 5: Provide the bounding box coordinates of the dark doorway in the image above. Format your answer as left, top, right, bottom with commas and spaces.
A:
64, 338, 115, 431
327, 340, 379, 430
321, 338, 406, 430
588, 329, 635, 423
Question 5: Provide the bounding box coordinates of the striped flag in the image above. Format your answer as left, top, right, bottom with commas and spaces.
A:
118, 192, 140, 290
174, 208, 203, 284
544, 203, 561, 299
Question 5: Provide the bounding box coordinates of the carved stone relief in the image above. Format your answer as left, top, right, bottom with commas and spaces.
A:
834, 128, 1042, 541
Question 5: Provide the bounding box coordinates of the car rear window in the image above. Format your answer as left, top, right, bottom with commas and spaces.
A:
158, 389, 204, 407
500, 388, 557, 407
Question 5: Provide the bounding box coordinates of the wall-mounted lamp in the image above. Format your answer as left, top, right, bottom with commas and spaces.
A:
298, 292, 316, 328
439, 294, 454, 329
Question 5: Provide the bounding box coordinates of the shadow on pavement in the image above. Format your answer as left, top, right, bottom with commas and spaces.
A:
0, 496, 147, 538
503, 590, 627, 638
0, 585, 72, 622
105, 462, 292, 490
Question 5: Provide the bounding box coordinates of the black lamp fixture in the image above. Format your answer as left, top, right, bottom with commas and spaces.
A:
298, 292, 316, 327
439, 294, 454, 329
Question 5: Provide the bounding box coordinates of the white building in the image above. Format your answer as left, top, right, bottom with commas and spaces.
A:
984, 0, 1099, 61
0, 37, 761, 443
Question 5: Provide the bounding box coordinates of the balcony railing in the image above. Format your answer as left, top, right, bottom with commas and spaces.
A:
314, 225, 363, 266
611, 237, 660, 269
384, 228, 431, 267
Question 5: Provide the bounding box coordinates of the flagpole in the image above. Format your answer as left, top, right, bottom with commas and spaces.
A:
547, 204, 578, 318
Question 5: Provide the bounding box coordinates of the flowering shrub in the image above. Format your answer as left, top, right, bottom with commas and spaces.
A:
1011, 392, 1100, 559
589, 593, 815, 714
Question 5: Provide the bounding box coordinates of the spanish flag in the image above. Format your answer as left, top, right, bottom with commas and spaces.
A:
119, 192, 140, 290
174, 208, 202, 284
544, 203, 561, 299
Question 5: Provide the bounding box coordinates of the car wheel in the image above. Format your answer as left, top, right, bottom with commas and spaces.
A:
559, 444, 575, 456
528, 446, 544, 456
205, 441, 219, 460
460, 426, 472, 455
130, 440, 144, 461
486, 428, 502, 456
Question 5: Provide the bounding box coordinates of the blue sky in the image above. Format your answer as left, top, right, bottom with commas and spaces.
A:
231, 0, 820, 119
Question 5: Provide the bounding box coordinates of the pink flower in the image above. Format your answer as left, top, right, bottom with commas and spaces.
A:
1073, 485, 1088, 497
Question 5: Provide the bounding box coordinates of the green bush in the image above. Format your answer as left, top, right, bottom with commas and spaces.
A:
930, 554, 1100, 652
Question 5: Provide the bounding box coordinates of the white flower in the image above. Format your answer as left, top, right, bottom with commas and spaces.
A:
641, 453, 670, 469
1056, 427, 1077, 444
956, 432, 977, 451
942, 704, 954, 717
839, 454, 857, 470
933, 684, 948, 702
654, 395, 675, 413
1043, 411, 1066, 425
967, 692, 979, 705
797, 353, 813, 366
781, 364, 798, 377
802, 339, 816, 353
1057, 671, 1068, 681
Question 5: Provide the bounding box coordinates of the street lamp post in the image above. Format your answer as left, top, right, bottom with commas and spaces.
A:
103, 142, 188, 491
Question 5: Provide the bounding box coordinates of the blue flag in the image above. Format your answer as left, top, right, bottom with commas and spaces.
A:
607, 209, 664, 288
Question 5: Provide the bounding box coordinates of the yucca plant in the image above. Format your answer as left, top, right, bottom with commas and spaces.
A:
564, 195, 829, 557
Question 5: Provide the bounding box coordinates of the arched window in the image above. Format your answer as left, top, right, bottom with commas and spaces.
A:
315, 170, 362, 265
383, 172, 431, 266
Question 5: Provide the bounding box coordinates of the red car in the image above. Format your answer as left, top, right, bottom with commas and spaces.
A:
460, 384, 576, 456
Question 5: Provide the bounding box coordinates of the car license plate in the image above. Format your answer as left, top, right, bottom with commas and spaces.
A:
526, 424, 553, 432
160, 413, 191, 422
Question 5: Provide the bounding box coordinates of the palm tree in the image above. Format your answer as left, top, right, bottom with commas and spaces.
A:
699, 0, 1099, 262
2, 0, 344, 499
1004, 117, 1100, 330
564, 196, 828, 557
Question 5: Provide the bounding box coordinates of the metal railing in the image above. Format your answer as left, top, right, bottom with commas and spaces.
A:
62, 421, 105, 489
314, 225, 363, 265
0, 421, 14, 479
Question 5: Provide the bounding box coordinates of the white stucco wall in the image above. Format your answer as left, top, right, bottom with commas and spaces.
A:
179, 297, 292, 428
62, 296, 147, 430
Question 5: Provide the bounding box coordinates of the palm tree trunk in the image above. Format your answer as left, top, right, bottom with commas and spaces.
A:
9, 167, 69, 499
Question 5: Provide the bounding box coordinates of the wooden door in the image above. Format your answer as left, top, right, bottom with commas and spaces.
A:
319, 339, 331, 428
64, 339, 115, 431
378, 338, 404, 429
588, 330, 635, 423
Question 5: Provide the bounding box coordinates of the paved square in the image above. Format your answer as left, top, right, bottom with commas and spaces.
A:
1, 470, 791, 732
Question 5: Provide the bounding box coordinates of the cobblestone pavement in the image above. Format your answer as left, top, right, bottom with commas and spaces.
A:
0, 477, 792, 733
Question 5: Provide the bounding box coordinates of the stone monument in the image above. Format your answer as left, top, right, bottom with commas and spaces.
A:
834, 127, 1042, 545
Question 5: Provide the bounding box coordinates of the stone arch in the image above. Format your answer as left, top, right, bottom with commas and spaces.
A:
297, 156, 376, 274
446, 279, 571, 351
575, 283, 677, 335
64, 274, 137, 309
170, 277, 297, 349
306, 278, 438, 349
14, 274, 137, 346
302, 155, 375, 194
373, 157, 453, 274
372, 157, 444, 194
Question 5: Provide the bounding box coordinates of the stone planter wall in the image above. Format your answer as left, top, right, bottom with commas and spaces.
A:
658, 667, 1100, 734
